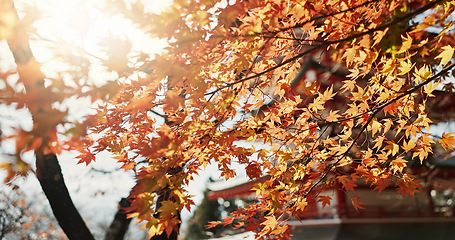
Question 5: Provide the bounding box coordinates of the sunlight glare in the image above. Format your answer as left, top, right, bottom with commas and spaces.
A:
26, 0, 172, 89
33, 0, 171, 63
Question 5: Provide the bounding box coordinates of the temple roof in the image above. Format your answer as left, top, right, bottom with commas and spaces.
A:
206, 176, 269, 201
206, 177, 250, 192
208, 231, 255, 240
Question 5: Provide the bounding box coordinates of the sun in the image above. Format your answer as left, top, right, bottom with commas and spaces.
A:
21, 0, 172, 90
31, 0, 171, 63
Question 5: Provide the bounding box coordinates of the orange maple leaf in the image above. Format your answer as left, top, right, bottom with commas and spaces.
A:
396, 174, 424, 198
76, 150, 96, 165
337, 175, 357, 191
351, 195, 365, 212
318, 195, 332, 208
438, 132, 455, 151
390, 157, 407, 174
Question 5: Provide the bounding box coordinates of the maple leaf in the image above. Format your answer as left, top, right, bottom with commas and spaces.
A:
343, 47, 358, 66
233, 221, 245, 229
384, 140, 399, 156
368, 118, 382, 136
206, 221, 221, 229
382, 101, 400, 116
271, 224, 288, 236
424, 81, 438, 97
373, 136, 385, 149
120, 161, 136, 171
337, 175, 357, 191
390, 157, 407, 174
320, 87, 335, 102
439, 132, 455, 151
148, 223, 164, 239
262, 216, 278, 232
326, 110, 341, 122
76, 150, 96, 165
396, 174, 424, 198
351, 195, 365, 212
435, 45, 454, 67
397, 34, 413, 54
401, 138, 416, 152
373, 178, 390, 194
341, 79, 356, 93
318, 195, 332, 208
398, 59, 414, 75
294, 198, 308, 211
164, 217, 181, 237
372, 29, 389, 46
412, 145, 432, 163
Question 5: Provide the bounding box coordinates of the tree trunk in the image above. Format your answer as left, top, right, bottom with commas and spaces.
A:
4, 1, 132, 239
150, 184, 181, 240
4, 1, 95, 239
105, 198, 132, 240
35, 151, 94, 240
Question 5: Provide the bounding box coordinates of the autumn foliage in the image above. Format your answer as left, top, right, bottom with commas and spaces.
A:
2, 0, 455, 239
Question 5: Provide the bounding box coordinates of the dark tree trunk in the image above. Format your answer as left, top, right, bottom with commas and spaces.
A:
105, 198, 133, 240
35, 151, 94, 240
150, 167, 182, 240
150, 183, 181, 240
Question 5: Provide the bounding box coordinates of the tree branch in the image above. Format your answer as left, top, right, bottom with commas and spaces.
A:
105, 198, 132, 240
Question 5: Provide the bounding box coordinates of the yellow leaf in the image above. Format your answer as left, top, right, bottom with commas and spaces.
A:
326, 110, 341, 122
262, 216, 278, 231
369, 118, 382, 136
148, 224, 164, 239
373, 136, 384, 149
398, 59, 414, 75
337, 156, 353, 167
397, 34, 412, 54
385, 140, 399, 156
413, 65, 432, 84
424, 81, 438, 97
295, 198, 308, 211
320, 87, 335, 102
402, 138, 416, 152
341, 79, 356, 93
343, 47, 357, 66
372, 28, 388, 47
435, 45, 454, 67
